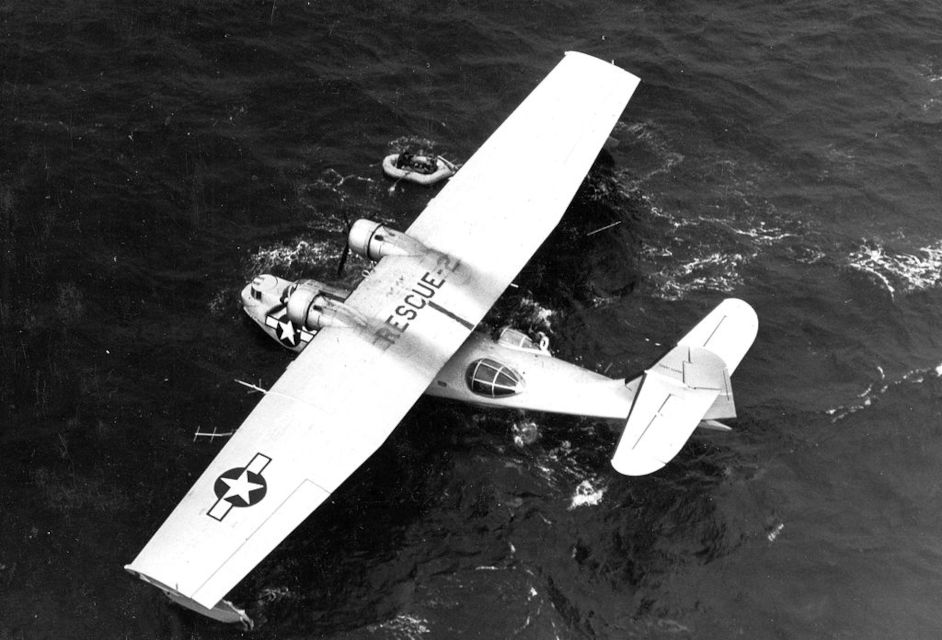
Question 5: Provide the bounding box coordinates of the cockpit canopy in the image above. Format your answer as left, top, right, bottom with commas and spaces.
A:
465, 358, 524, 398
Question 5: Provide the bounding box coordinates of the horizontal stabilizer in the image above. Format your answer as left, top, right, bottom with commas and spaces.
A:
678, 298, 757, 374
612, 345, 728, 476
612, 298, 757, 476
612, 299, 757, 475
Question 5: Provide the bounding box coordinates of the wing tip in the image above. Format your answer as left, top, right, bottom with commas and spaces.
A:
611, 452, 667, 477
678, 298, 759, 373
125, 562, 253, 627
563, 50, 642, 87
718, 297, 759, 332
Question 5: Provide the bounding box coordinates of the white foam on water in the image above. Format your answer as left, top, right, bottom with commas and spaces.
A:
248, 239, 339, 274
614, 121, 685, 189
389, 135, 441, 153
826, 364, 936, 423
511, 420, 540, 448
847, 240, 942, 299
915, 60, 942, 122
368, 614, 431, 639
257, 585, 294, 604
637, 203, 803, 300
708, 217, 798, 246
647, 249, 747, 301
791, 246, 827, 265
568, 478, 606, 510
517, 296, 557, 330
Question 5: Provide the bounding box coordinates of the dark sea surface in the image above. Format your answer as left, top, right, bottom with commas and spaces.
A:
3, 1, 942, 638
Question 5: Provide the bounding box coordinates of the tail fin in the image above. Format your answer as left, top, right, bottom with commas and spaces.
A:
611, 299, 757, 476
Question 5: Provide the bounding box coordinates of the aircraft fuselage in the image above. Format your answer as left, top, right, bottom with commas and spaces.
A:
242, 274, 638, 421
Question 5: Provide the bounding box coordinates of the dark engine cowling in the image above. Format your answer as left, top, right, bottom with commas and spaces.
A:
285, 281, 354, 331
347, 219, 428, 261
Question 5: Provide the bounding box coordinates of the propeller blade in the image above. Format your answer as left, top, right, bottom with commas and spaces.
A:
336, 213, 353, 277
336, 243, 350, 277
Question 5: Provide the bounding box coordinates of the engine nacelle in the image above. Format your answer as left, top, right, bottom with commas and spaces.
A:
285, 280, 356, 331
347, 219, 429, 261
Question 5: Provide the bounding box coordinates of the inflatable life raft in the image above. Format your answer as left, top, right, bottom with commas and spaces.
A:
382, 153, 456, 186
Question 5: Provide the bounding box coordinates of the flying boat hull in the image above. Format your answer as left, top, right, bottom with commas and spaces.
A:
242, 275, 638, 420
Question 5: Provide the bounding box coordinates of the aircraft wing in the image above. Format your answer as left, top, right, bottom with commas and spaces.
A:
125, 253, 488, 617
126, 52, 640, 620
407, 51, 641, 312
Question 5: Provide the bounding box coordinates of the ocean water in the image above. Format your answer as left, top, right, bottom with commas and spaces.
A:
3, 0, 942, 638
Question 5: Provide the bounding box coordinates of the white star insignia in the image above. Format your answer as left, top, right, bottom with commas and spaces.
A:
221, 470, 264, 504
276, 318, 298, 346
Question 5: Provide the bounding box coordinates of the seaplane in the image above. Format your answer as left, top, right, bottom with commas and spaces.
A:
125, 52, 758, 626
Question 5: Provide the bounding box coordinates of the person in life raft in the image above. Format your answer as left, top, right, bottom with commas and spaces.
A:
395, 151, 438, 174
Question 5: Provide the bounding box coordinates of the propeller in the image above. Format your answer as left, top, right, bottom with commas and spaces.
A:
336, 213, 353, 277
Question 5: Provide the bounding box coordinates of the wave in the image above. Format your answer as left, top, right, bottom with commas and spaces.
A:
646, 249, 747, 301
612, 120, 685, 189
847, 240, 942, 298
826, 362, 942, 423
568, 478, 607, 510
248, 239, 340, 275
637, 203, 804, 300
367, 614, 431, 639
913, 59, 942, 124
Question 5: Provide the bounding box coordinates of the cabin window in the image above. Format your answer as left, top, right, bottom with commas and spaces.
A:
251, 287, 263, 301
465, 358, 523, 398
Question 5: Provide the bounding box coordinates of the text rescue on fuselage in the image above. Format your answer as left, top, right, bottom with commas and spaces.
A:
372, 254, 461, 350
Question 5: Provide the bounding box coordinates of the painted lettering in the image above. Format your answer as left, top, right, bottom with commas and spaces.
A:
395, 305, 418, 321
411, 281, 436, 299
421, 272, 445, 288
373, 264, 458, 350
372, 326, 398, 348
386, 314, 410, 333
404, 294, 427, 310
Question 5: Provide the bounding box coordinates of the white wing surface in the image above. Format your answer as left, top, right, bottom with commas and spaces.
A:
611, 346, 728, 476
126, 252, 487, 612
678, 298, 758, 374
126, 52, 640, 617
407, 51, 640, 318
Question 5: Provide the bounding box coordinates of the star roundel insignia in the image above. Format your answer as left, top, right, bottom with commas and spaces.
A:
214, 468, 267, 507
275, 316, 300, 348
208, 453, 272, 521
265, 305, 301, 348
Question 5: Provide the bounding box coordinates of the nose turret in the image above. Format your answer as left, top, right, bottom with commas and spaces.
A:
241, 274, 282, 311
